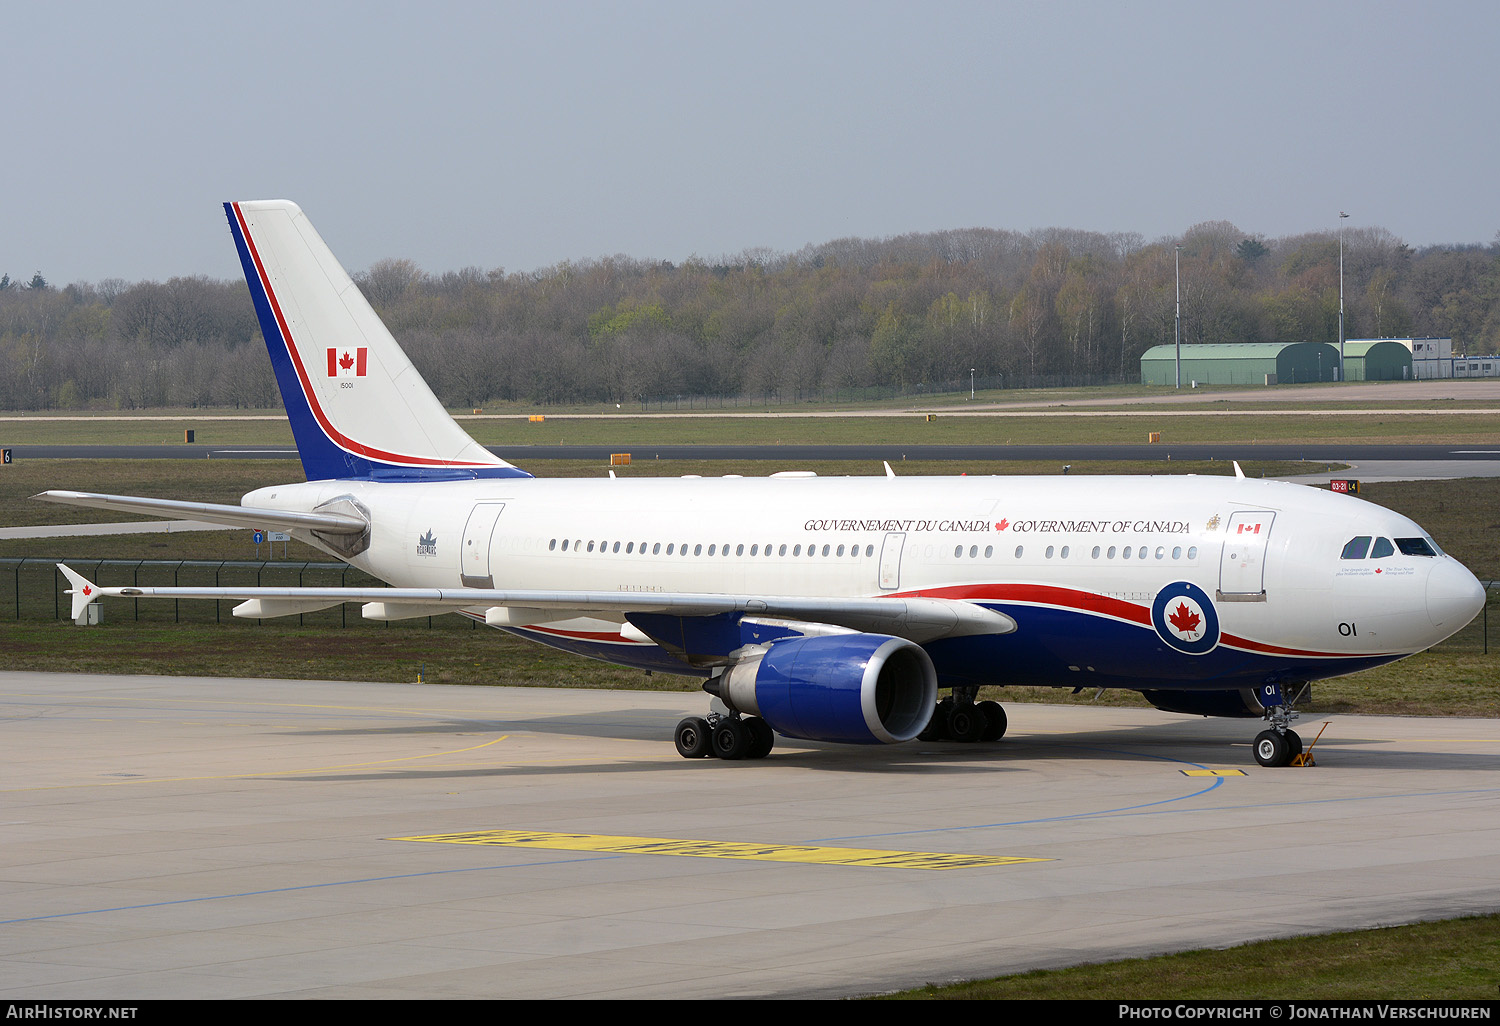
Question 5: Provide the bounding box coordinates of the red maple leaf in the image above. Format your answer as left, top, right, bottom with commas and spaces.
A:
82, 585, 92, 596
1168, 601, 1201, 636
995, 519, 1009, 531
339, 351, 354, 371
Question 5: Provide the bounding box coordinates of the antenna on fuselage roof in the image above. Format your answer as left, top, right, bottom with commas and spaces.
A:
1233, 461, 1246, 479
884, 461, 896, 478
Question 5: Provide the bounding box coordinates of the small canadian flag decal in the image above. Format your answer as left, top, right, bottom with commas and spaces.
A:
327, 348, 368, 377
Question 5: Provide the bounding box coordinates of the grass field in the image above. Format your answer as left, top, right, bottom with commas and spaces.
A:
4, 402, 1500, 447
884, 913, 1500, 999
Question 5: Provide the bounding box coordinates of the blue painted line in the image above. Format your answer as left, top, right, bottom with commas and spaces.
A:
814, 743, 1226, 842
1, 852, 623, 925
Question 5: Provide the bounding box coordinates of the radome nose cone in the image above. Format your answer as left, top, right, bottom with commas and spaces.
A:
1427, 559, 1486, 629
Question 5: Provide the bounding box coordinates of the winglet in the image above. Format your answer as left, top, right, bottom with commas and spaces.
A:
57, 564, 99, 621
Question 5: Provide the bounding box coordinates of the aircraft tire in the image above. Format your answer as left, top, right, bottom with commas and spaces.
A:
711, 717, 752, 760
674, 717, 713, 759
1285, 730, 1303, 757
978, 701, 1007, 741
745, 717, 775, 759
1254, 729, 1290, 768
919, 699, 952, 742
947, 704, 987, 743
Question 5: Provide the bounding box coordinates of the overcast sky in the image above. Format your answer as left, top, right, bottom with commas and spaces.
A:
5, 0, 1497, 285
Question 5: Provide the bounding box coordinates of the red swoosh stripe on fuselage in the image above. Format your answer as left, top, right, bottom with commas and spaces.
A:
893, 582, 1404, 660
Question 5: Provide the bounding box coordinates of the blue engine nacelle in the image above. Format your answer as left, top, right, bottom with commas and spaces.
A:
714, 633, 938, 744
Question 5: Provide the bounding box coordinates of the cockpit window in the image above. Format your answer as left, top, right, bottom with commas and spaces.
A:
1341, 536, 1371, 559
1370, 537, 1395, 558
1395, 537, 1438, 557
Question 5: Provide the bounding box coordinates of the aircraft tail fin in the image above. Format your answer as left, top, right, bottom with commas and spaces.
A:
224, 200, 527, 482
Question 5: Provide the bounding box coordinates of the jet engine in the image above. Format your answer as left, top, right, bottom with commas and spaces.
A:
713, 634, 938, 744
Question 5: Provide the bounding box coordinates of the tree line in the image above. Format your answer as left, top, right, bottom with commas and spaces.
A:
2, 219, 1498, 410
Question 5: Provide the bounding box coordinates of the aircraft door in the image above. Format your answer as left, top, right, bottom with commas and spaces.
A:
878, 532, 906, 590
460, 502, 506, 587
1218, 510, 1275, 600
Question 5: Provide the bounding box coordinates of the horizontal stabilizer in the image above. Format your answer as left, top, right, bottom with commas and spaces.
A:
35, 491, 367, 535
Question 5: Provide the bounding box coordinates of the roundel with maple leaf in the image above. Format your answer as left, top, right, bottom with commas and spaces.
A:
1151, 581, 1220, 656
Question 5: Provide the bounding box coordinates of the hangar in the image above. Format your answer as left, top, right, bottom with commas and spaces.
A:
1140, 342, 1342, 386
1340, 340, 1414, 381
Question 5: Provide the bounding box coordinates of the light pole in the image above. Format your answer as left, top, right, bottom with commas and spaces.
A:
1338, 211, 1349, 382
970, 368, 975, 400
1174, 245, 1182, 389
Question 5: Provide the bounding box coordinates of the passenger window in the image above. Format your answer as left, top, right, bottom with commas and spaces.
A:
1341, 536, 1371, 559
1014, 545, 1024, 558
1371, 537, 1395, 558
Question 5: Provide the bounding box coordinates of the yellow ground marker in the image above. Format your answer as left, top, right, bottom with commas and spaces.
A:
1181, 769, 1247, 777
393, 829, 1049, 870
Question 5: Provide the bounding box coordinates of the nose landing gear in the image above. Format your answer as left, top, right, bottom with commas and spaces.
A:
1252, 682, 1309, 767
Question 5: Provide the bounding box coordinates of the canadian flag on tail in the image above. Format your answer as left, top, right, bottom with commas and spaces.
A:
327, 348, 368, 377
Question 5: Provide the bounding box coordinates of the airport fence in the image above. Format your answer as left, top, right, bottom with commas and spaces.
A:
3, 557, 1498, 653
0, 558, 477, 631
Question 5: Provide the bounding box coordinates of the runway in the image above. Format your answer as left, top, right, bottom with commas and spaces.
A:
11, 442, 1500, 463
4, 671, 1498, 999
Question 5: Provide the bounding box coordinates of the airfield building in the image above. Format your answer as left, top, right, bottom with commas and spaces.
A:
1139, 342, 1342, 386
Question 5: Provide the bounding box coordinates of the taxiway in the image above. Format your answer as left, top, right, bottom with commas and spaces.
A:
3, 672, 1497, 998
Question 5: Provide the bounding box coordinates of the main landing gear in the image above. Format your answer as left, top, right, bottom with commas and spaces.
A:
674, 712, 775, 760
1251, 682, 1308, 768
918, 688, 1008, 744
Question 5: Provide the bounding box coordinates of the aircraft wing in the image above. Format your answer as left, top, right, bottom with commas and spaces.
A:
56, 564, 1015, 645
34, 491, 367, 536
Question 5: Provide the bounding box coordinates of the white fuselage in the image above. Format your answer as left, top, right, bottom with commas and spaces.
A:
243, 472, 1481, 687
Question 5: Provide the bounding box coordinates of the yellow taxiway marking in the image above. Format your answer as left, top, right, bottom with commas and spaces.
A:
1181, 769, 1247, 777
394, 829, 1049, 870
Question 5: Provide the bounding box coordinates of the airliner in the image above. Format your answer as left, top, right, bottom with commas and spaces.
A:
40, 201, 1487, 768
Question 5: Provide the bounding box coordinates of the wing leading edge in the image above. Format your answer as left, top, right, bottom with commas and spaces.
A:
56, 564, 1015, 651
